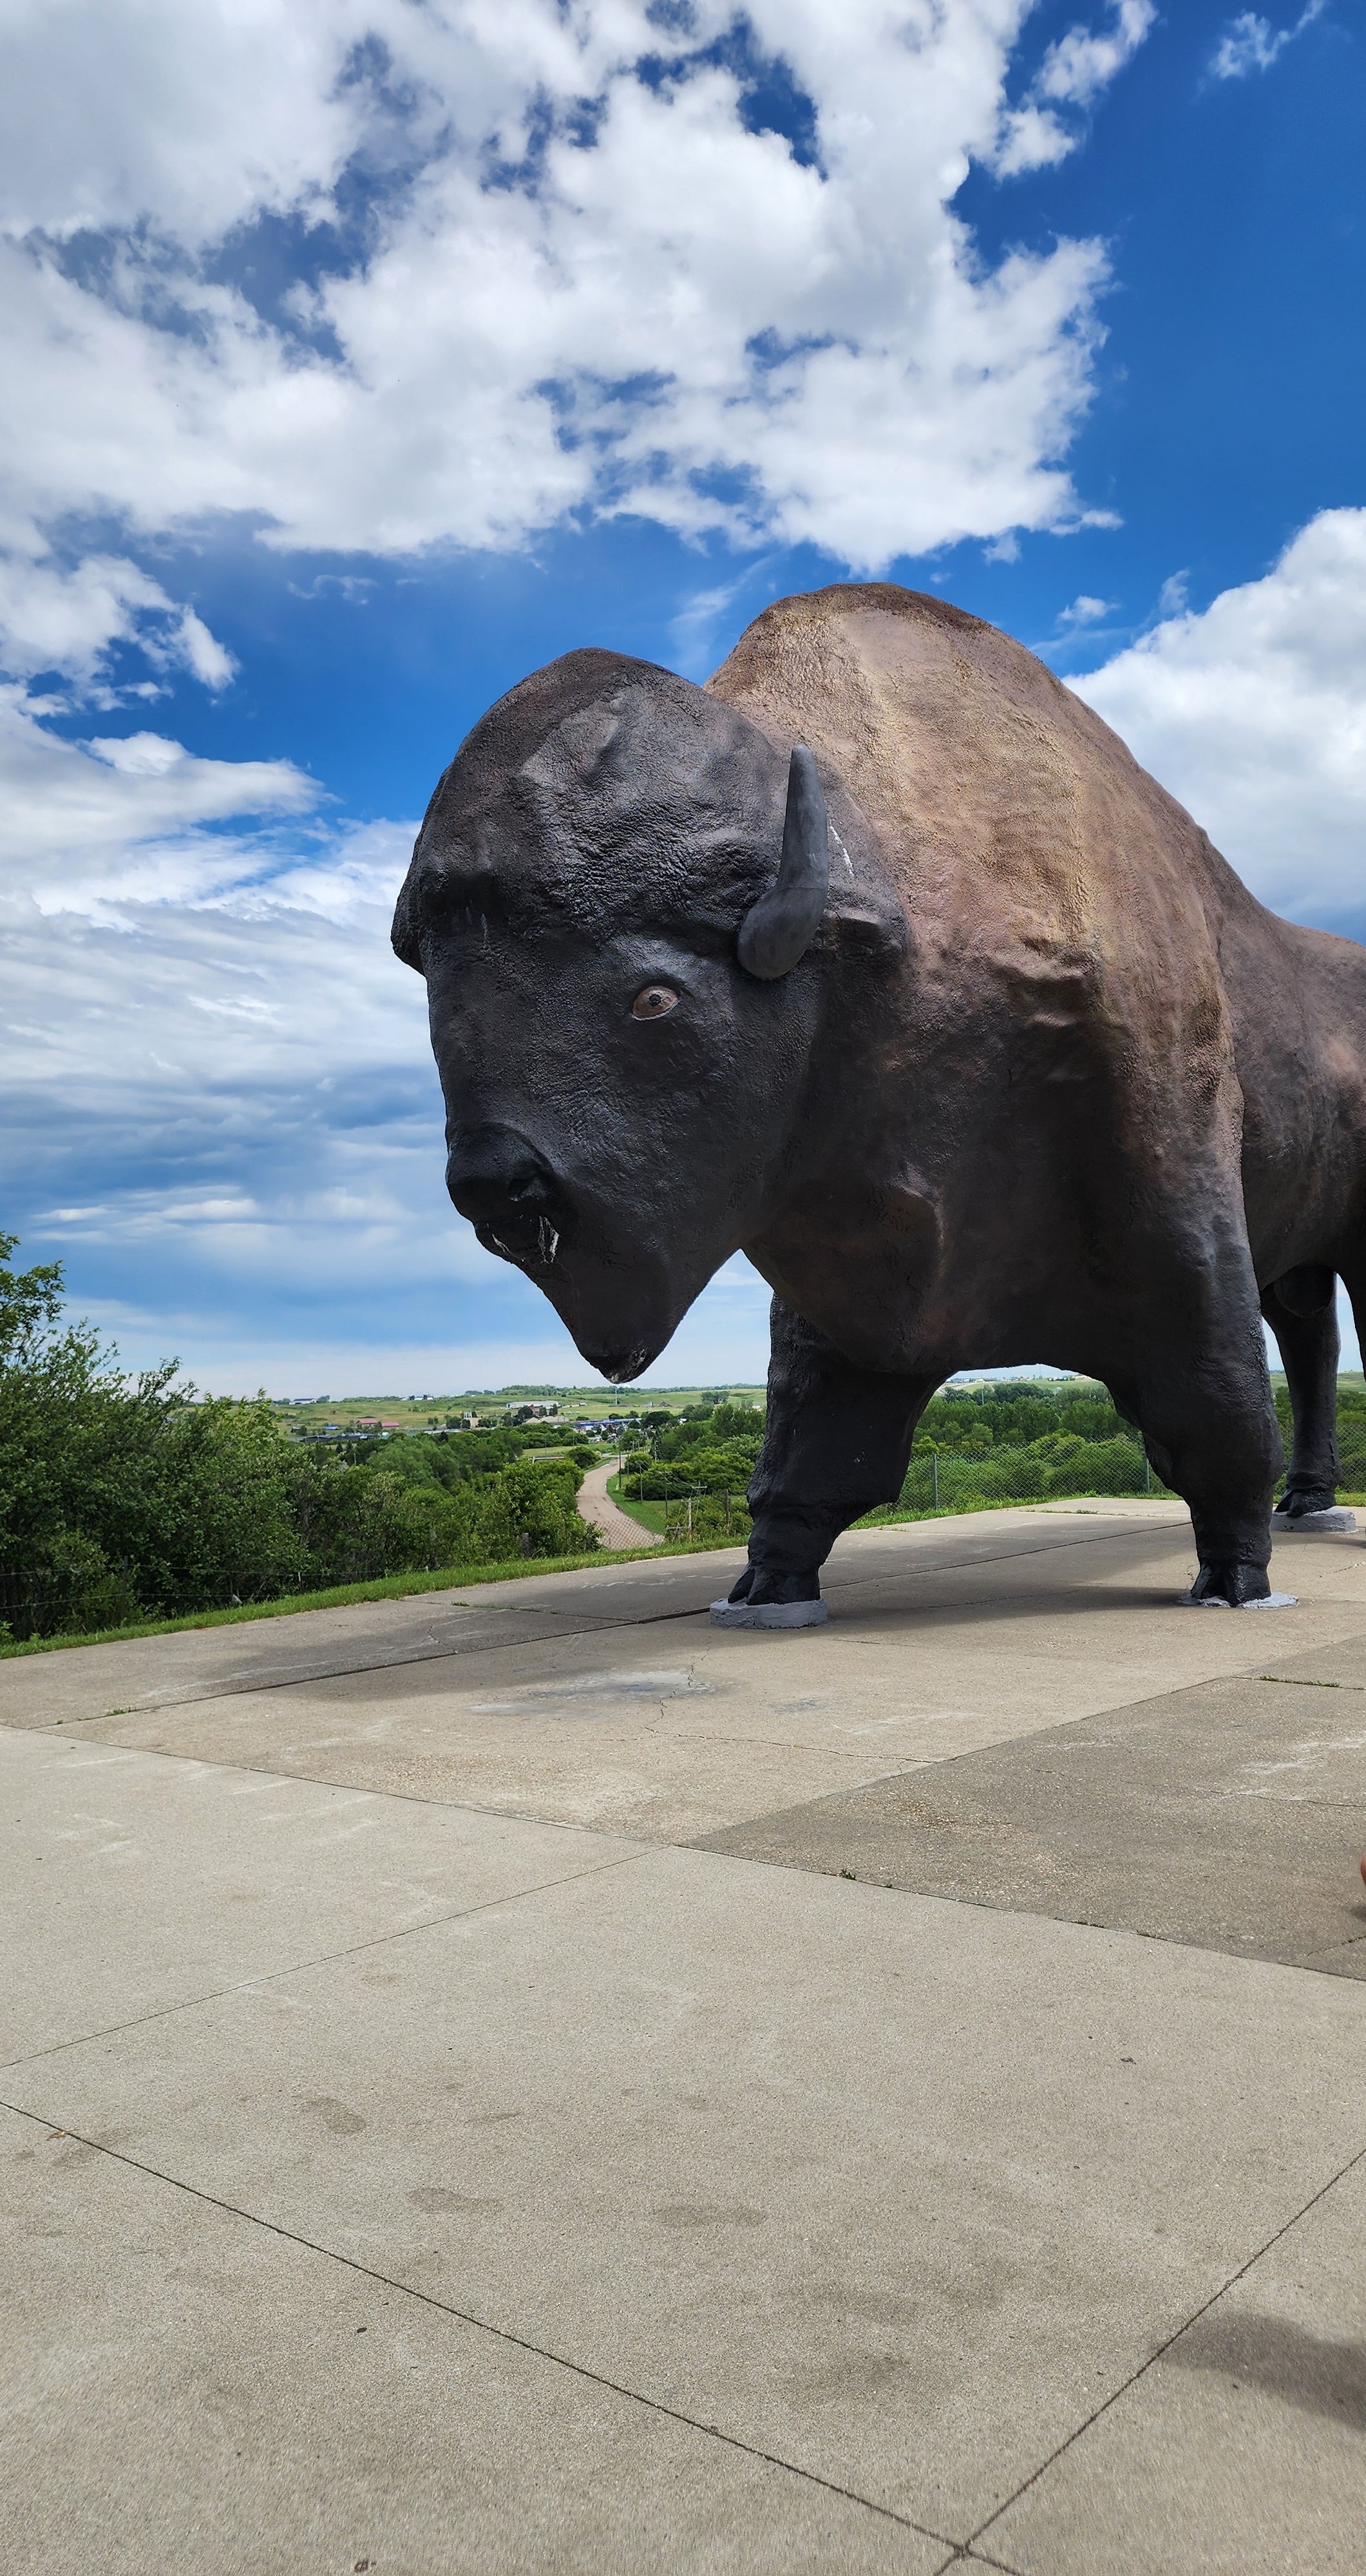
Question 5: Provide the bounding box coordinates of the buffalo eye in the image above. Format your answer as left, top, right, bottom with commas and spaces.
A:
631, 983, 679, 1020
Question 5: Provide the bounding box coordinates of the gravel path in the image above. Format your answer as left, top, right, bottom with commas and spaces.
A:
576, 1457, 663, 1550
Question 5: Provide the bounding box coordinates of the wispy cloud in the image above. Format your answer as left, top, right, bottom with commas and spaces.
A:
1209, 1, 1325, 80
0, 686, 317, 904
0, 551, 235, 698
996, 1, 1155, 175
667, 563, 777, 677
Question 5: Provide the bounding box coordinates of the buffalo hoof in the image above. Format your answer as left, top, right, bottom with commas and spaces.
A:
710, 1596, 829, 1627
1181, 1562, 1297, 1609
1275, 1486, 1337, 1517
1271, 1506, 1357, 1532
710, 1565, 828, 1629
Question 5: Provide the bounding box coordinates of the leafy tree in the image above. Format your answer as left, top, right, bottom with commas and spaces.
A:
0, 1235, 173, 1629
0, 1240, 598, 1637
709, 1401, 764, 1442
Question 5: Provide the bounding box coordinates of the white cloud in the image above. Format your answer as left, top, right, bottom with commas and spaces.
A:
1032, 0, 1156, 104
0, 0, 1154, 625
996, 0, 1154, 174
669, 567, 773, 677
0, 0, 372, 248
0, 685, 316, 902
1058, 591, 1117, 625
88, 733, 192, 777
1209, 1, 1324, 80
0, 547, 235, 692
1074, 508, 1366, 922
0, 791, 451, 1361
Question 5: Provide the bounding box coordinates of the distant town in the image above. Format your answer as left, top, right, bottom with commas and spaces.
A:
269, 1360, 1358, 1445
268, 1385, 768, 1442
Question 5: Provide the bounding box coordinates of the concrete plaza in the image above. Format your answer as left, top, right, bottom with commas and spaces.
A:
3, 1499, 1365, 2571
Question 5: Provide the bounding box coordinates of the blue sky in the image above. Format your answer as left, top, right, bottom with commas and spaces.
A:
2, 0, 1363, 1390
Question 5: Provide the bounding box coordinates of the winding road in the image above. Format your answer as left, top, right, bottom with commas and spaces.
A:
576, 1457, 663, 1550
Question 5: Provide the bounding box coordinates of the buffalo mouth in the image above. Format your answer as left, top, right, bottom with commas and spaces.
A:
445, 1122, 698, 1379
446, 1125, 571, 1277
474, 1212, 561, 1274
579, 1343, 656, 1385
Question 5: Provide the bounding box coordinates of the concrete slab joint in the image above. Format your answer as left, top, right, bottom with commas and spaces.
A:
5, 1502, 1366, 2571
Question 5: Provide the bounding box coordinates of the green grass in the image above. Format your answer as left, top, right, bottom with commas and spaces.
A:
605, 1472, 669, 1534
854, 1494, 1083, 1529
0, 1536, 747, 1662
4, 1480, 1275, 1667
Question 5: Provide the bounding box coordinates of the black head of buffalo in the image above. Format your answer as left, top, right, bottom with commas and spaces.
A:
392, 650, 905, 1381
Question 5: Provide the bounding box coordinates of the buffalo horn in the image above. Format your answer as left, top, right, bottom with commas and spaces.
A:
736, 744, 830, 980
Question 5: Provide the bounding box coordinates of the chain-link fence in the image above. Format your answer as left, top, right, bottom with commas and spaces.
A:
660, 1492, 752, 1544
644, 1438, 1166, 1549
1337, 1426, 1366, 1493
877, 1436, 1164, 1517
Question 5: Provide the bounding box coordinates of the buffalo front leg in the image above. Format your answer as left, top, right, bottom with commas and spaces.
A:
712, 1298, 934, 1629
1262, 1267, 1342, 1520
1116, 1285, 1285, 1605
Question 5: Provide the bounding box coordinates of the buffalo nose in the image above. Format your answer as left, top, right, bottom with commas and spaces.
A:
445, 1126, 568, 1269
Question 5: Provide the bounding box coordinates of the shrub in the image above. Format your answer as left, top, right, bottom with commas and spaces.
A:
0, 1237, 598, 1635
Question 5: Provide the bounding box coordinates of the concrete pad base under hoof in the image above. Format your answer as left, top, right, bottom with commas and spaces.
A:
1271, 1506, 1358, 1531
1178, 1589, 1298, 1609
709, 1595, 829, 1629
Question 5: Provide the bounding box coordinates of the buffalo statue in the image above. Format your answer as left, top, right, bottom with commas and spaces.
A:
393, 583, 1366, 1624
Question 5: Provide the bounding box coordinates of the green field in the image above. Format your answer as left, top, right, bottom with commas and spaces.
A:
272, 1369, 1363, 1441
270, 1384, 768, 1439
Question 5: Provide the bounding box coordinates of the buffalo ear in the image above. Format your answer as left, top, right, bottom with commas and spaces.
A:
736, 744, 829, 980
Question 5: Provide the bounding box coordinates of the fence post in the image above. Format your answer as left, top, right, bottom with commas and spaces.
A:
933, 1452, 939, 1509
1144, 1452, 1152, 1493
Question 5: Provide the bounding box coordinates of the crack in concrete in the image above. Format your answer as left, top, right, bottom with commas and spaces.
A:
33, 1513, 1221, 1728
0, 2092, 953, 2555
16, 2068, 1357, 2569
962, 2136, 1366, 2558
0, 1843, 649, 2074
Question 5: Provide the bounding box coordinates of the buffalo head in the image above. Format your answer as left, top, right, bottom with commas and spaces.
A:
393, 649, 902, 1379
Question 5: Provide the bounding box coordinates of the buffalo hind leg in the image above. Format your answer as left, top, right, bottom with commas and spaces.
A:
1118, 1312, 1283, 1606
1338, 1255, 1366, 1504
1262, 1267, 1340, 1517
715, 1298, 933, 1626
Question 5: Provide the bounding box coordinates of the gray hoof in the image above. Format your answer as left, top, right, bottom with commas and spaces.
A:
1271, 1508, 1357, 1532
1178, 1589, 1298, 1609
710, 1596, 829, 1629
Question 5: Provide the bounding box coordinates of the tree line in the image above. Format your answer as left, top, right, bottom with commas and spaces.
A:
621, 1376, 1366, 1528
6, 1234, 1364, 1640
0, 1239, 598, 1640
